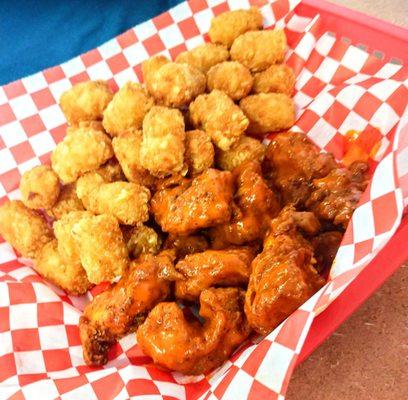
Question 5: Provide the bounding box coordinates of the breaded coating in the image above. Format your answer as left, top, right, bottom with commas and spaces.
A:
46, 183, 84, 220
230, 30, 286, 72
207, 61, 253, 100
215, 135, 265, 171
164, 234, 209, 259
185, 130, 214, 176
72, 214, 129, 284
75, 172, 105, 209
35, 239, 91, 295
209, 7, 263, 48
0, 200, 53, 258
94, 158, 125, 182
142, 55, 170, 84
123, 225, 162, 259
112, 129, 156, 187
189, 90, 249, 151
253, 64, 295, 95
60, 80, 113, 125
145, 62, 206, 107
102, 82, 154, 136
20, 165, 60, 209
140, 106, 186, 177
51, 126, 113, 183
54, 211, 94, 265
175, 43, 229, 73
240, 93, 295, 137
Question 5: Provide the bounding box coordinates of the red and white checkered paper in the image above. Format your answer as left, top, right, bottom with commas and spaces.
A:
0, 0, 407, 398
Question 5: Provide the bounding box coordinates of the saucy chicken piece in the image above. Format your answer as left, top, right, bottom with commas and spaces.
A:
151, 169, 234, 235
245, 206, 324, 335
79, 251, 174, 366
210, 161, 280, 248
137, 287, 251, 375
306, 161, 369, 229
312, 231, 343, 274
174, 248, 255, 301
265, 131, 337, 206
163, 234, 209, 259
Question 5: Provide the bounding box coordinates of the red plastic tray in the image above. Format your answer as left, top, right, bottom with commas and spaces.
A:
296, 0, 408, 365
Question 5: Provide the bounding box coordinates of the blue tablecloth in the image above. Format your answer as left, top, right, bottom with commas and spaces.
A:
0, 0, 184, 85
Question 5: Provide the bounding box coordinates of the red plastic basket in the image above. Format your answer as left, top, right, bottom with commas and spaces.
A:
295, 0, 408, 365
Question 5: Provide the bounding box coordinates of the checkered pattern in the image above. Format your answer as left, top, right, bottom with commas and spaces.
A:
0, 0, 407, 398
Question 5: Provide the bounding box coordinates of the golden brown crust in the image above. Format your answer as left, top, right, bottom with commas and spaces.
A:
253, 64, 295, 95
185, 130, 215, 176
46, 183, 85, 220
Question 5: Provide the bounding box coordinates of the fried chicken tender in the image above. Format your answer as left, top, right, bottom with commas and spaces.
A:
209, 7, 263, 48
265, 131, 337, 205
175, 43, 229, 73
312, 231, 343, 273
79, 251, 174, 366
252, 64, 295, 95
240, 93, 295, 138
174, 248, 255, 301
142, 55, 170, 84
306, 162, 369, 229
51, 126, 113, 183
145, 62, 206, 107
123, 225, 162, 259
245, 206, 324, 335
94, 158, 125, 182
140, 106, 186, 177
20, 165, 60, 209
137, 287, 250, 375
210, 161, 280, 248
72, 214, 129, 284
189, 90, 249, 151
215, 135, 265, 171
164, 234, 209, 259
102, 82, 154, 136
207, 61, 253, 101
185, 130, 215, 176
112, 129, 156, 187
151, 169, 234, 235
35, 239, 91, 295
60, 80, 113, 125
0, 200, 53, 258
46, 183, 84, 220
230, 30, 287, 72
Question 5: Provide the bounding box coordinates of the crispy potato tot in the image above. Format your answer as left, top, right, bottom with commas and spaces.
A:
209, 7, 263, 48
46, 183, 84, 220
240, 93, 295, 137
0, 200, 53, 258
123, 225, 162, 259
230, 30, 286, 72
51, 126, 113, 183
35, 239, 91, 295
72, 214, 129, 284
66, 120, 105, 135
142, 55, 170, 84
20, 165, 60, 209
102, 82, 154, 136
175, 43, 229, 73
140, 106, 186, 177
95, 158, 125, 182
253, 64, 295, 95
75, 172, 106, 209
207, 61, 253, 100
189, 90, 249, 151
185, 130, 214, 176
216, 135, 265, 171
112, 129, 156, 187
60, 80, 113, 125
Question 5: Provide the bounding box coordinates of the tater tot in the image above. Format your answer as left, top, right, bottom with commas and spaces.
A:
102, 82, 154, 137
209, 7, 263, 48
51, 126, 113, 183
20, 165, 60, 209
72, 214, 129, 284
230, 30, 286, 72
75, 172, 105, 209
0, 200, 53, 258
216, 135, 265, 171
46, 183, 84, 220
185, 130, 214, 176
189, 90, 249, 151
142, 55, 170, 84
66, 120, 105, 135
54, 211, 94, 265
240, 93, 295, 137
140, 106, 186, 177
175, 43, 229, 73
253, 64, 295, 95
112, 129, 156, 187
60, 80, 113, 125
123, 225, 162, 259
35, 239, 91, 295
207, 61, 253, 100
145, 62, 206, 108
95, 158, 125, 182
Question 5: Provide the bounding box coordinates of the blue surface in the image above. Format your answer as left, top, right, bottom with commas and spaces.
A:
0, 0, 184, 85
